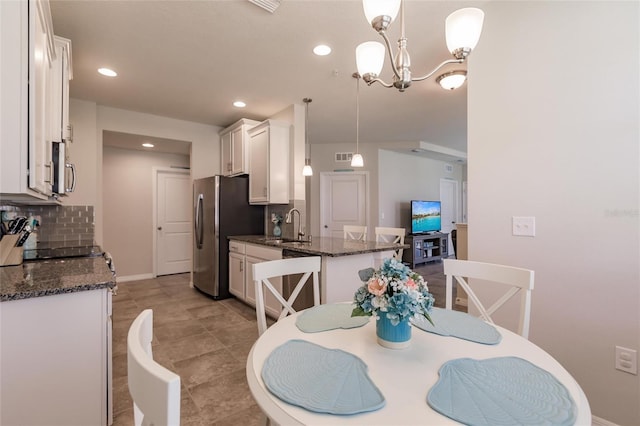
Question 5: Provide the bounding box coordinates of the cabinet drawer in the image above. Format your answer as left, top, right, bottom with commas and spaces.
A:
229, 240, 245, 254
245, 243, 282, 260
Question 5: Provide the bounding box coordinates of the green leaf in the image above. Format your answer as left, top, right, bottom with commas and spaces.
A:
423, 312, 434, 326
351, 306, 369, 317
358, 267, 375, 282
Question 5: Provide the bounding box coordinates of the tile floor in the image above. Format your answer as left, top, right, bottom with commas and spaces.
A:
111, 260, 460, 425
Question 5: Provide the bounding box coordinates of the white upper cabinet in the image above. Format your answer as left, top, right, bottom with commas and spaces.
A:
0, 0, 62, 202
219, 118, 260, 176
248, 120, 290, 205
48, 36, 73, 144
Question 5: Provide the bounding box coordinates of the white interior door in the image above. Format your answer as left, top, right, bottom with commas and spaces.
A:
156, 169, 191, 276
320, 172, 368, 239
440, 178, 459, 256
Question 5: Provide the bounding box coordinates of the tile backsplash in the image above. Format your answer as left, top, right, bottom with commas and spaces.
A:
0, 205, 94, 246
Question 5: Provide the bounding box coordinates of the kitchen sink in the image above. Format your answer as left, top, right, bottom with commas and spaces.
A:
257, 237, 299, 245
281, 241, 312, 247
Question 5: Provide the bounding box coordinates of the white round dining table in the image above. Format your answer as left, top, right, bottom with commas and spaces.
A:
246, 307, 591, 425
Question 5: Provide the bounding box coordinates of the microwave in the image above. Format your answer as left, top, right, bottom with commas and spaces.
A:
52, 141, 76, 195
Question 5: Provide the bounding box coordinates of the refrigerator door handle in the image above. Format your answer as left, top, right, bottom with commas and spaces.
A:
195, 193, 204, 249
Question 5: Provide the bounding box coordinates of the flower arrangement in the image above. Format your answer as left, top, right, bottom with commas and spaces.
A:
352, 258, 435, 326
271, 213, 283, 226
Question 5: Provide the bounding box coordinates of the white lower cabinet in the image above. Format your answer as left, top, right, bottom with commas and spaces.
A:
0, 288, 112, 425
228, 240, 282, 318
228, 241, 246, 299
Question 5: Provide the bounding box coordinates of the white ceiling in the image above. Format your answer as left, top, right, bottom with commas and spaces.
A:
50, 0, 481, 158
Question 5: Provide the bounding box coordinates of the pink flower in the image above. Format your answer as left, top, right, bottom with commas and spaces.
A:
367, 278, 387, 296
406, 278, 417, 289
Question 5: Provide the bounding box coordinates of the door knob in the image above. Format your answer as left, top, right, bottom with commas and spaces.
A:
324, 225, 328, 228
157, 226, 162, 230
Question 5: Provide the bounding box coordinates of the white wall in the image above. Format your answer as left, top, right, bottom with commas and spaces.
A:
308, 142, 380, 237
308, 143, 463, 239
379, 149, 463, 231
469, 2, 639, 425
67, 102, 221, 245
103, 147, 189, 278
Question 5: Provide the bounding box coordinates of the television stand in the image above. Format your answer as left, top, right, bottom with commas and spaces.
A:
402, 232, 449, 268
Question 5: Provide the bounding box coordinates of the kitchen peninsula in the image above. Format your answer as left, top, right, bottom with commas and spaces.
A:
229, 235, 407, 305
0, 254, 115, 425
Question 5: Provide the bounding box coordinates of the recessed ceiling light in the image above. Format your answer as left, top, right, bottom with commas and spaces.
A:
233, 101, 246, 108
313, 45, 331, 56
142, 143, 154, 148
98, 68, 117, 77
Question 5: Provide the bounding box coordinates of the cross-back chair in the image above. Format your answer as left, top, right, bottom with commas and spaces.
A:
374, 226, 406, 261
127, 309, 181, 426
343, 225, 368, 241
443, 259, 535, 339
253, 256, 321, 336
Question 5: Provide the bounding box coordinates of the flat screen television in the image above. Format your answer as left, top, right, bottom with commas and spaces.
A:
411, 200, 441, 234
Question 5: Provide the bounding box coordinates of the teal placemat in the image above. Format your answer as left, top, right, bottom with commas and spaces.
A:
428, 357, 577, 426
262, 339, 385, 415
296, 303, 370, 333
411, 307, 502, 344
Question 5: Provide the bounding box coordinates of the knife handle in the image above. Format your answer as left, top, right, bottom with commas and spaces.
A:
16, 231, 30, 247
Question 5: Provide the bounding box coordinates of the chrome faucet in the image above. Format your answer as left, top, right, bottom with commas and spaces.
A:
285, 208, 305, 241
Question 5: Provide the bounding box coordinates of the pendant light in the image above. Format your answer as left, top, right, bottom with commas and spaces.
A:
302, 98, 313, 176
351, 74, 364, 168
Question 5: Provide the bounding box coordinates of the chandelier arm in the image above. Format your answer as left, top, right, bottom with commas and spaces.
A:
411, 58, 465, 82
378, 30, 402, 81
364, 76, 395, 88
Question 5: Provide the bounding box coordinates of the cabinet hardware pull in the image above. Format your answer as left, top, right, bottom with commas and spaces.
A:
44, 161, 53, 183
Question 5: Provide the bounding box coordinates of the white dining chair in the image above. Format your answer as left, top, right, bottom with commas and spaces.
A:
374, 226, 406, 261
127, 309, 181, 426
343, 225, 367, 241
443, 259, 535, 339
253, 257, 321, 336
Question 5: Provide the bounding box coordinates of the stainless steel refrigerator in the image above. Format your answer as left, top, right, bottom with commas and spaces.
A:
193, 175, 264, 299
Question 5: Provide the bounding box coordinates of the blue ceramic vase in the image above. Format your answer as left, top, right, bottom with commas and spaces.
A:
273, 223, 282, 237
376, 314, 411, 349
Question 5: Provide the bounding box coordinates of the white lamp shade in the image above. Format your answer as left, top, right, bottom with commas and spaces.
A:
302, 164, 313, 176
362, 0, 400, 26
356, 41, 385, 77
445, 8, 485, 54
351, 153, 364, 168
438, 71, 467, 90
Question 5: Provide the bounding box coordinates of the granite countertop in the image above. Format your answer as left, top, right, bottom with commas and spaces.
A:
0, 255, 116, 302
229, 235, 408, 257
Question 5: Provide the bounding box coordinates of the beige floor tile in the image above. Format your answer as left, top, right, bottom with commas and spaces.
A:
112, 262, 453, 425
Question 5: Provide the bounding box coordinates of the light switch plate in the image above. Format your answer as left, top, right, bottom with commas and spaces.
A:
512, 216, 536, 236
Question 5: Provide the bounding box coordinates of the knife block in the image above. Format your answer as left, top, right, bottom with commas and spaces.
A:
0, 235, 23, 266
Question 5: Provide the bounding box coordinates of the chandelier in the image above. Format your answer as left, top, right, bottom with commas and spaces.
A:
356, 0, 484, 92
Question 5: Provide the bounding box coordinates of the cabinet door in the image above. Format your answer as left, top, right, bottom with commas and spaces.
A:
229, 252, 245, 299
230, 126, 245, 175
220, 131, 232, 176
29, 0, 54, 196
249, 128, 269, 203
48, 37, 71, 144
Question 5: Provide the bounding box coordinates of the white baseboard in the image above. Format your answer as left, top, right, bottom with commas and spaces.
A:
116, 273, 154, 283
592, 415, 619, 426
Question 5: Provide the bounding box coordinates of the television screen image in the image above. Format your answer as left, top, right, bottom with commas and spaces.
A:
411, 200, 441, 234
